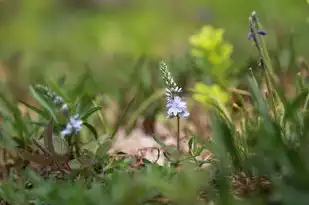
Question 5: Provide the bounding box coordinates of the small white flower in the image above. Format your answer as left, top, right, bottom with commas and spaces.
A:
61, 114, 83, 137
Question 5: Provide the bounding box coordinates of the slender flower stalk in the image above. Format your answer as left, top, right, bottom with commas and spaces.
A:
248, 11, 275, 78
247, 11, 279, 118
159, 61, 189, 152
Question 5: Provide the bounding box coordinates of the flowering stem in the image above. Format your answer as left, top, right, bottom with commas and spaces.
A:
250, 12, 278, 119
176, 115, 180, 152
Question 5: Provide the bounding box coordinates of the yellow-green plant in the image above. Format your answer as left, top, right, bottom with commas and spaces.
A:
189, 25, 233, 118
189, 25, 233, 86
191, 83, 231, 120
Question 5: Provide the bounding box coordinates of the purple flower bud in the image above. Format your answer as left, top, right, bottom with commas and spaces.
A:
257, 29, 267, 35
247, 29, 267, 40
247, 32, 254, 40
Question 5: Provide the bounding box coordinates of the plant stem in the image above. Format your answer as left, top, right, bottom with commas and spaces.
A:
250, 13, 279, 119
304, 92, 309, 110
176, 116, 180, 152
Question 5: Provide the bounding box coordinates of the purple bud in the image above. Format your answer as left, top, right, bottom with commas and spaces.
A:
257, 29, 267, 36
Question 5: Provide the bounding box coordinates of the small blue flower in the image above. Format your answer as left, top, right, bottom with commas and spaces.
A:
53, 96, 63, 105
159, 61, 190, 119
61, 114, 83, 137
166, 96, 190, 118
60, 104, 69, 114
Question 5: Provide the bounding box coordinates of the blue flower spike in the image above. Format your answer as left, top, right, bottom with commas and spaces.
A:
159, 61, 189, 119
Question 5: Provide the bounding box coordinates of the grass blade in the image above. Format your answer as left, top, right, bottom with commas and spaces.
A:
81, 106, 102, 121
19, 100, 49, 119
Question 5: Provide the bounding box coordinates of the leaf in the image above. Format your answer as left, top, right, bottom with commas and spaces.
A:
29, 86, 58, 123
188, 137, 194, 152
0, 93, 29, 140
49, 79, 70, 102
152, 135, 167, 149
211, 111, 241, 170
142, 158, 153, 165
81, 106, 102, 121
28, 121, 49, 127
284, 89, 308, 122
191, 83, 229, 108
83, 122, 98, 139
19, 100, 49, 119
188, 135, 204, 156
73, 94, 96, 116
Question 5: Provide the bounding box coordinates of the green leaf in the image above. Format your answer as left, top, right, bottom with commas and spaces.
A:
83, 122, 98, 139
81, 106, 102, 121
29, 85, 58, 123
284, 89, 308, 122
152, 135, 167, 149
211, 111, 241, 170
0, 93, 29, 140
19, 100, 49, 119
142, 158, 152, 165
49, 80, 70, 102
188, 137, 194, 152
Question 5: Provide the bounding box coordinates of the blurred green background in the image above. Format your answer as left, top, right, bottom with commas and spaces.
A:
0, 0, 307, 92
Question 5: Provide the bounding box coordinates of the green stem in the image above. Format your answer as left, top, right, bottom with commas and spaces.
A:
251, 14, 279, 119
176, 116, 180, 152
304, 92, 309, 110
